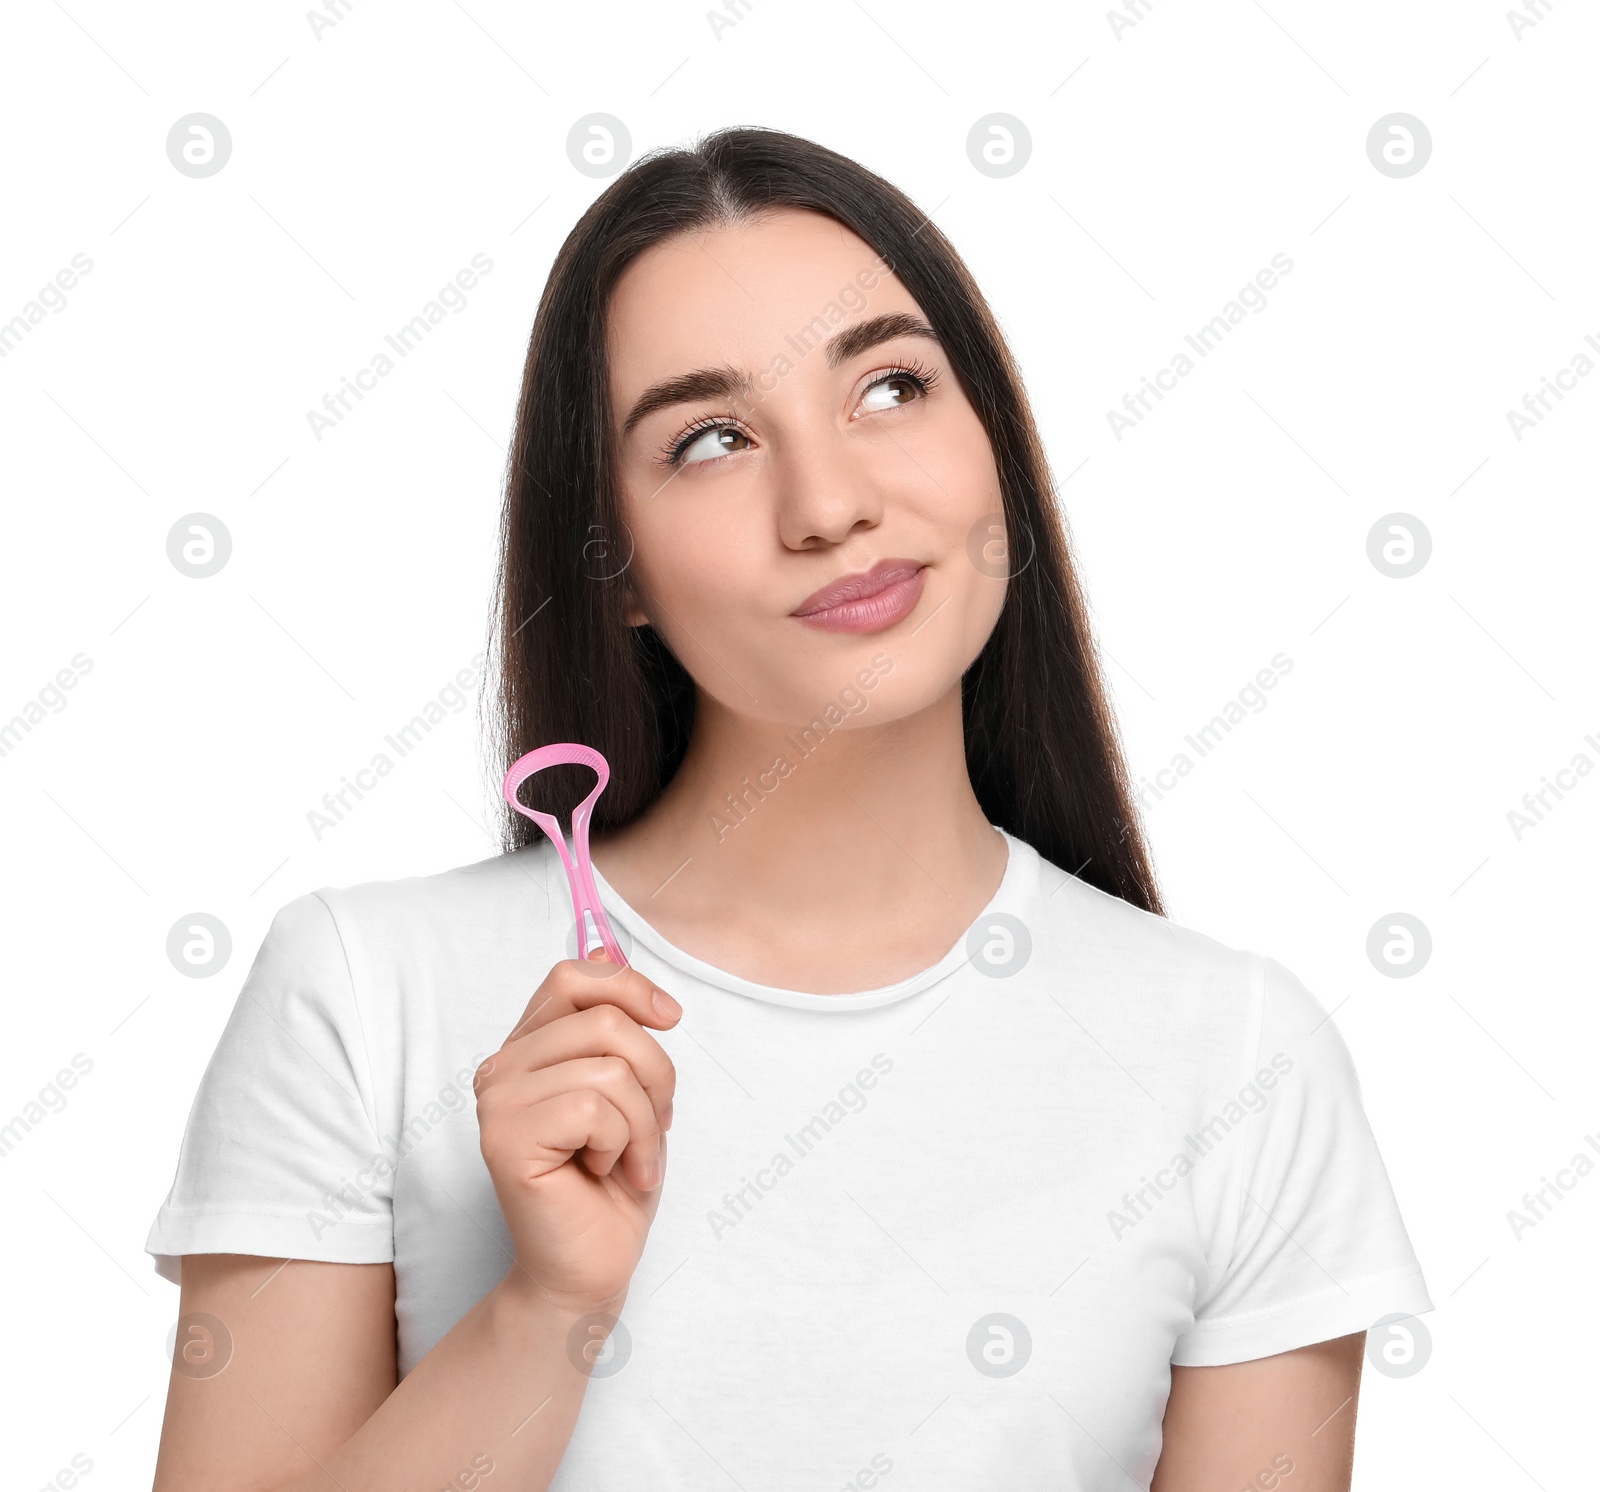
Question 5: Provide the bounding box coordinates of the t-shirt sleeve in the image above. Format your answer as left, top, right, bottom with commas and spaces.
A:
144, 891, 394, 1284
1170, 953, 1433, 1366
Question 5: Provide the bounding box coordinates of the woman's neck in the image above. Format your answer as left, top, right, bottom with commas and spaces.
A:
587, 682, 1009, 994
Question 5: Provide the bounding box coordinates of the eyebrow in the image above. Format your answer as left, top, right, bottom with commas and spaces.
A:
620, 311, 941, 437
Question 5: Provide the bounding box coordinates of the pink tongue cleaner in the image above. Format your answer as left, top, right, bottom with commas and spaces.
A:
501, 743, 630, 968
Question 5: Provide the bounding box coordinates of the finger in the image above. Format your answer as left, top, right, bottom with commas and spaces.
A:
474, 955, 679, 1096
483, 1086, 641, 1189
491, 1001, 676, 1130
499, 957, 681, 1051
500, 1087, 665, 1196
490, 1054, 663, 1189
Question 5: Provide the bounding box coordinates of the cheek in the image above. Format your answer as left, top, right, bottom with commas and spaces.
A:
626, 515, 786, 712
946, 417, 1005, 515
925, 429, 1008, 654
949, 543, 1010, 662
939, 431, 1007, 606
896, 404, 1004, 529
621, 477, 766, 627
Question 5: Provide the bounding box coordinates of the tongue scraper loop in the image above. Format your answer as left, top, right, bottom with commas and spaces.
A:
501, 743, 630, 968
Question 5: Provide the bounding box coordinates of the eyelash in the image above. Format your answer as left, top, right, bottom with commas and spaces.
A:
656, 360, 942, 469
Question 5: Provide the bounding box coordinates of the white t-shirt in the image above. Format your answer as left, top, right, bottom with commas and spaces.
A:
146, 827, 1433, 1488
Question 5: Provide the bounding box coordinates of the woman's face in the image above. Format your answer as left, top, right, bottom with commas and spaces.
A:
606, 207, 1007, 729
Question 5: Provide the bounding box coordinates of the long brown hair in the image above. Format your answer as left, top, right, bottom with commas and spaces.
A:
485, 126, 1164, 915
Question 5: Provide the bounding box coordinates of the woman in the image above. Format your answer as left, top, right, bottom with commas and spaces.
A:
147, 127, 1432, 1490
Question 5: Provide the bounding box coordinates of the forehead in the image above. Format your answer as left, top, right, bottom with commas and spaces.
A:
605, 208, 917, 392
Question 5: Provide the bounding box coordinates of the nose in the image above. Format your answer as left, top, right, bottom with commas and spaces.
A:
772, 419, 886, 550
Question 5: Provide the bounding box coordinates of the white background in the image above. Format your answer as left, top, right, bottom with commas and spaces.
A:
2, 0, 1595, 1486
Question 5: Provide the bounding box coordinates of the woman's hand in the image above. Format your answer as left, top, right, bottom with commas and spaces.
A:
475, 952, 680, 1318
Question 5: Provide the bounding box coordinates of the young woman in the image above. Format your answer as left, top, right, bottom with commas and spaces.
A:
147, 127, 1432, 1491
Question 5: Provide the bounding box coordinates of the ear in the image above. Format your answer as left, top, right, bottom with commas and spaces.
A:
622, 584, 649, 628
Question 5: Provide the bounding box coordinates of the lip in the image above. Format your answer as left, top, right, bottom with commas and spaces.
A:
790, 558, 928, 634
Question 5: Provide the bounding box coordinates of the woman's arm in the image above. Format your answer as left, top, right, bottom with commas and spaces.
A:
151, 956, 676, 1490
151, 1253, 610, 1492
1151, 1332, 1366, 1492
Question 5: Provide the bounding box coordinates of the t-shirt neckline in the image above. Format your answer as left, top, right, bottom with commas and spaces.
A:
582, 826, 1032, 1012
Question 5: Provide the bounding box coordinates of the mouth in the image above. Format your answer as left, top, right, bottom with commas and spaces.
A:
790, 558, 928, 634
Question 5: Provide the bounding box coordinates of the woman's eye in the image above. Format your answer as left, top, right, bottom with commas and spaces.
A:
679, 425, 751, 465
857, 373, 923, 415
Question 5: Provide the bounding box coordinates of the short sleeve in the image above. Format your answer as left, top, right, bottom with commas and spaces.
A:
144, 891, 394, 1284
1171, 954, 1433, 1365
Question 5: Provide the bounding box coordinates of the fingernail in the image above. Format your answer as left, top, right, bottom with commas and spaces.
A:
662, 1099, 674, 1131
652, 987, 681, 1019
646, 1136, 664, 1188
